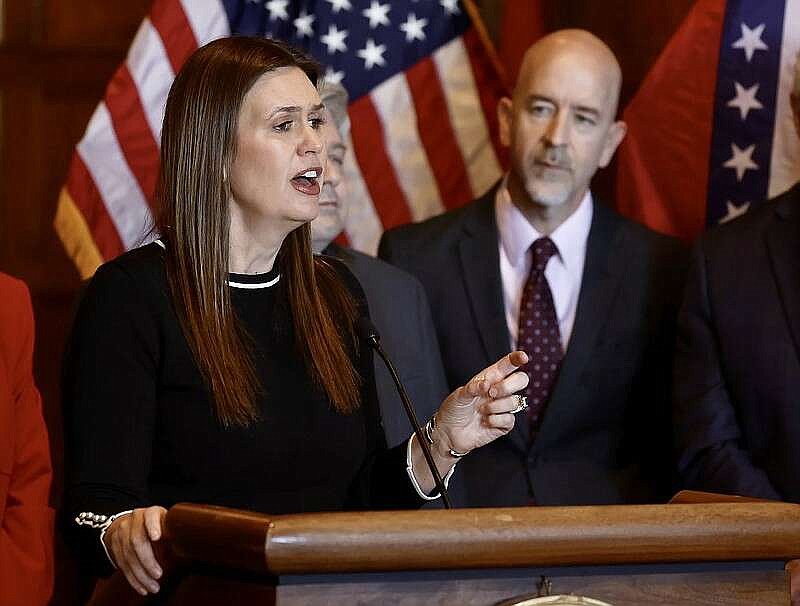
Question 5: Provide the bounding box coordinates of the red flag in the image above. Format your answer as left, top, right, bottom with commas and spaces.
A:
616, 0, 800, 239
615, 0, 724, 239
497, 0, 545, 84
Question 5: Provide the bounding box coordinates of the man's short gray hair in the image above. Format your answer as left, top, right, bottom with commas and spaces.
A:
319, 81, 350, 137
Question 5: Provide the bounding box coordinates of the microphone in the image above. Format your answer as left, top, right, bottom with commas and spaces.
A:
356, 317, 453, 509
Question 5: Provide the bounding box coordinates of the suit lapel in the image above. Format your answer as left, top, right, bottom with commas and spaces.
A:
766, 187, 800, 361
457, 187, 528, 453
533, 203, 629, 450
458, 187, 511, 368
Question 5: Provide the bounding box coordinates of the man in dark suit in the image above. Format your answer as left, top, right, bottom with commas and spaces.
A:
673, 74, 800, 504
311, 83, 448, 448
379, 30, 687, 506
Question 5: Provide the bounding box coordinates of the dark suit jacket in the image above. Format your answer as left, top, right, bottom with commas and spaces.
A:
674, 184, 800, 503
324, 244, 448, 448
379, 185, 687, 505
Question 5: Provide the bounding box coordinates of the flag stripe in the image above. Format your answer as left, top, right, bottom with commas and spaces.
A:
406, 56, 474, 210
78, 103, 153, 249
57, 1, 509, 273
64, 154, 125, 262
127, 18, 175, 142
433, 36, 502, 199
152, 0, 201, 72
54, 189, 106, 280
105, 64, 161, 206
348, 93, 412, 229
178, 0, 230, 47
462, 27, 508, 168
333, 231, 350, 248
371, 73, 444, 222
340, 129, 384, 254
769, 0, 800, 197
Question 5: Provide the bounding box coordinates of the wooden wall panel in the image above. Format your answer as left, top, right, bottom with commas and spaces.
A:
0, 2, 151, 604
43, 0, 150, 48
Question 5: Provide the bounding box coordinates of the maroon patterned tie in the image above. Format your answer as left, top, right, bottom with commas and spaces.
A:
517, 237, 563, 440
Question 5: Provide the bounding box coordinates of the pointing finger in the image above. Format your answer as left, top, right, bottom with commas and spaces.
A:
471, 351, 528, 390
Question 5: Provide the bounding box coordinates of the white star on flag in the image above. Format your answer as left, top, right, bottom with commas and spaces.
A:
400, 13, 428, 42
320, 24, 349, 54
723, 142, 759, 181
324, 66, 345, 85
726, 82, 763, 121
357, 38, 387, 70
440, 0, 460, 15
732, 22, 768, 62
265, 0, 289, 21
326, 0, 353, 13
719, 200, 751, 223
293, 11, 314, 38
362, 1, 391, 28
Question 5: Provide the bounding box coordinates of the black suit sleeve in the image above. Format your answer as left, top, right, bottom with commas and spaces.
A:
62, 263, 159, 574
673, 242, 781, 500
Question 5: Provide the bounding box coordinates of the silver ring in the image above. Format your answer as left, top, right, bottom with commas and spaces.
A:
510, 395, 528, 415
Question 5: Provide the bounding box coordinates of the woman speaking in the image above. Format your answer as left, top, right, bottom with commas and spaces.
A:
63, 37, 528, 596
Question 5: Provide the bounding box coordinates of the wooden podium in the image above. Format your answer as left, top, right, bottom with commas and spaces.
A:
88, 492, 800, 605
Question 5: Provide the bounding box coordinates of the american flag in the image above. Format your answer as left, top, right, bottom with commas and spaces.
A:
615, 0, 800, 240
54, 0, 508, 278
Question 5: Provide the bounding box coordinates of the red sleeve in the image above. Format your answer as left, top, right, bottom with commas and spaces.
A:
0, 274, 54, 606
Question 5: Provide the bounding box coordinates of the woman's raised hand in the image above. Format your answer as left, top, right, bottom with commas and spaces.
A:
102, 505, 167, 595
433, 350, 529, 457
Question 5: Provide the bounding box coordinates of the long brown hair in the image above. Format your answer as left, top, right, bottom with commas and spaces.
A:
156, 37, 360, 427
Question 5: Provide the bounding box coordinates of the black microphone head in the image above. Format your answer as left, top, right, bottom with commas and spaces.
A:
355, 317, 381, 347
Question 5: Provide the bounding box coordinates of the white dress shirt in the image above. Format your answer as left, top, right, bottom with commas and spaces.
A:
495, 183, 593, 352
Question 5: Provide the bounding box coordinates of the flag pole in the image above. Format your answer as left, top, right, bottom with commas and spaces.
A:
461, 0, 512, 92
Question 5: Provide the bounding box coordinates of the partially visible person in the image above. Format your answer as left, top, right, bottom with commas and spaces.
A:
671, 54, 800, 606
790, 559, 800, 606
380, 30, 687, 506
310, 82, 448, 447
673, 53, 800, 504
673, 179, 800, 502
63, 37, 529, 596
0, 272, 54, 606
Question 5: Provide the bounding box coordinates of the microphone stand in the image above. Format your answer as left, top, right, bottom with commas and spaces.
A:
359, 319, 453, 509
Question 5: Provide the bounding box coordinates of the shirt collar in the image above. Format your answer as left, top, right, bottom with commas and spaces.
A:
495, 177, 594, 269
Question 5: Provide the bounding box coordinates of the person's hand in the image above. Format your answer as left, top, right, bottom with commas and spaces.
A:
433, 350, 529, 456
102, 506, 167, 595
788, 559, 800, 605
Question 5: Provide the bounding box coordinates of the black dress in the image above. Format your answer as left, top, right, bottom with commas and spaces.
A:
62, 242, 423, 572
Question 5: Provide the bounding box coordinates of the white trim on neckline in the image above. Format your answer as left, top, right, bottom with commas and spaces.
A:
227, 275, 280, 289
153, 239, 280, 289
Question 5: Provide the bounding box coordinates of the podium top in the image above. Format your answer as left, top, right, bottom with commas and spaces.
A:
164, 495, 800, 575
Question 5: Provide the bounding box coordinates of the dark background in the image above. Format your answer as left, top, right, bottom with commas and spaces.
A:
0, 1, 695, 602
